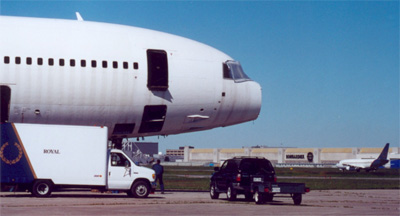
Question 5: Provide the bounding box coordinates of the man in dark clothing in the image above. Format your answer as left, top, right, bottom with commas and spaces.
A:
152, 159, 164, 194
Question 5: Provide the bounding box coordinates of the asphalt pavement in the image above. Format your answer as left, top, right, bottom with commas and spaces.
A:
1, 190, 399, 215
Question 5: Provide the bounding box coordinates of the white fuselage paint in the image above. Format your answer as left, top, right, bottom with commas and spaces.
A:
336, 159, 375, 169
0, 16, 262, 139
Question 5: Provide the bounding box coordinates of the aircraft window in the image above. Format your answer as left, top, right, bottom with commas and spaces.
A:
1, 86, 11, 123
38, 58, 43, 65
4, 56, 10, 64
223, 63, 231, 79
59, 59, 65, 66
15, 57, 21, 64
70, 59, 75, 67
134, 62, 139, 70
123, 62, 128, 69
223, 61, 251, 83
91, 60, 97, 68
102, 61, 107, 68
26, 57, 32, 65
113, 61, 118, 69
147, 49, 168, 91
139, 105, 167, 133
48, 58, 54, 66
81, 60, 86, 67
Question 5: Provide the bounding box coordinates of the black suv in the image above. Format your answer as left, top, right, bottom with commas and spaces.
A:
210, 157, 276, 202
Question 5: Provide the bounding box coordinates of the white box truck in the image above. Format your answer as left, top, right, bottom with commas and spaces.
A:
0, 123, 156, 197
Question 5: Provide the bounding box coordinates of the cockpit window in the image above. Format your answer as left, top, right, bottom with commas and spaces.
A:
223, 60, 251, 82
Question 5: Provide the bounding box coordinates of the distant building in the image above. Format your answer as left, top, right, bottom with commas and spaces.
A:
166, 146, 194, 156
185, 146, 400, 167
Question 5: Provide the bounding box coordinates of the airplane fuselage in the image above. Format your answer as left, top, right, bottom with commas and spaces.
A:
336, 143, 390, 172
0, 16, 262, 140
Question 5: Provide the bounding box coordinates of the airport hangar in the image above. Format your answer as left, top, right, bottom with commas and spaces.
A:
180, 146, 400, 167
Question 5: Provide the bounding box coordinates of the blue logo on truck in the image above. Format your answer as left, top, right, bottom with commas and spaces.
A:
1, 123, 36, 183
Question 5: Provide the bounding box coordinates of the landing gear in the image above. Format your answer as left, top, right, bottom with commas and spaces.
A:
111, 138, 123, 149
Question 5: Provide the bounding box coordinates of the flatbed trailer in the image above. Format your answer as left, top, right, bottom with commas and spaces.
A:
251, 179, 310, 205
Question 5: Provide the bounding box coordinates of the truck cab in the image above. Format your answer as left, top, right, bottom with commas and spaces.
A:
108, 149, 156, 198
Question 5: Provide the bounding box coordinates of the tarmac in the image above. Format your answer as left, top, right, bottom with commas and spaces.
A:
1, 189, 399, 216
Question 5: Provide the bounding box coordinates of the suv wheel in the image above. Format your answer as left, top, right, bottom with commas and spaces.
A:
226, 185, 237, 201
254, 191, 265, 204
210, 183, 219, 199
245, 192, 253, 201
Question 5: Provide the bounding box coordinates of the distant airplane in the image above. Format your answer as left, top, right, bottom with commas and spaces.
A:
336, 143, 390, 172
0, 14, 262, 148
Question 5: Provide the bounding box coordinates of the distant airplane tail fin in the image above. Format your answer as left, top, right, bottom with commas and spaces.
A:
370, 143, 390, 169
377, 143, 390, 160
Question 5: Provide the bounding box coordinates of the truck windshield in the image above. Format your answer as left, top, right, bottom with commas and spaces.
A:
223, 60, 251, 83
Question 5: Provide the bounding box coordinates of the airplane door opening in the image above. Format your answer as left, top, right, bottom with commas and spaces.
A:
147, 49, 168, 91
138, 105, 167, 133
0, 86, 11, 123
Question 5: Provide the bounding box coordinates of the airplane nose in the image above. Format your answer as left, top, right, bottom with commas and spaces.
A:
247, 81, 262, 121
218, 80, 262, 127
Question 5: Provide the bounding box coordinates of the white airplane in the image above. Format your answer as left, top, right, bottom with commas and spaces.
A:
0, 14, 262, 148
336, 143, 390, 172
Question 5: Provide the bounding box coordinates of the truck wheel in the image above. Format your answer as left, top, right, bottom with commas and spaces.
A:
210, 183, 219, 199
254, 191, 265, 204
226, 185, 237, 201
32, 180, 53, 197
131, 181, 150, 198
293, 193, 302, 205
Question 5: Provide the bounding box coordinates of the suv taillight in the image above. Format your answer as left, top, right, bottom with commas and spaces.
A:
236, 174, 241, 182
274, 175, 277, 183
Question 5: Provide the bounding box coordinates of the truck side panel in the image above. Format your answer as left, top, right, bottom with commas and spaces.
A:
1, 123, 36, 184
3, 123, 108, 186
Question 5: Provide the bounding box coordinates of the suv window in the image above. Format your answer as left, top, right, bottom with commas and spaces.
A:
219, 160, 237, 172
226, 160, 238, 172
239, 159, 274, 174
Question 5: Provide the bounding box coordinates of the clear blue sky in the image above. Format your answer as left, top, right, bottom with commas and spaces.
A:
1, 1, 398, 153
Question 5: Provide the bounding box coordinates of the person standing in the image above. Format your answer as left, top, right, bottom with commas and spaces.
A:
152, 159, 164, 194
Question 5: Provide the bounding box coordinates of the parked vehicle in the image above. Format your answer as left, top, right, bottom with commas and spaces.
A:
1, 123, 155, 197
210, 157, 309, 205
